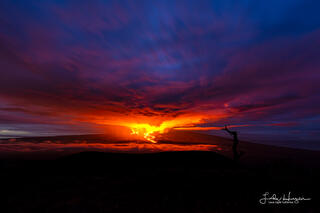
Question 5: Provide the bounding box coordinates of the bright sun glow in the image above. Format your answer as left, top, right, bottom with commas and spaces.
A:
125, 115, 206, 143
128, 123, 168, 143
91, 112, 228, 143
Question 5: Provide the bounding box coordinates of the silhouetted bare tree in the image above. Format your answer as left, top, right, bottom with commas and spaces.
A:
222, 125, 240, 162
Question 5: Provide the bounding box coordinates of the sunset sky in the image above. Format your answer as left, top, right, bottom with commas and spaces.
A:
0, 0, 320, 148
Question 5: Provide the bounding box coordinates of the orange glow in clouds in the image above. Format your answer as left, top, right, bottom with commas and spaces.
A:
91, 112, 228, 143
123, 115, 208, 143
128, 123, 168, 143
121, 114, 225, 143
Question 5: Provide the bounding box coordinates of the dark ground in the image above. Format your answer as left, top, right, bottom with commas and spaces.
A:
0, 150, 319, 213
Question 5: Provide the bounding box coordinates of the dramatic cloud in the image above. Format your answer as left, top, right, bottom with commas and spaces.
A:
0, 0, 319, 146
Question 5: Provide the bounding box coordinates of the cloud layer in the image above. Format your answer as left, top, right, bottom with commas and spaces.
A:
0, 0, 320, 146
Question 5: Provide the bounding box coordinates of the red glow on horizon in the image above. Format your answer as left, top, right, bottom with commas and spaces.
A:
95, 113, 227, 143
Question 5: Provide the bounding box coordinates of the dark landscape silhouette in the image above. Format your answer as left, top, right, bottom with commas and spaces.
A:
0, 131, 319, 213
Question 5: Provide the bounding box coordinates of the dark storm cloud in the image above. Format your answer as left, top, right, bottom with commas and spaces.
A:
0, 0, 320, 144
